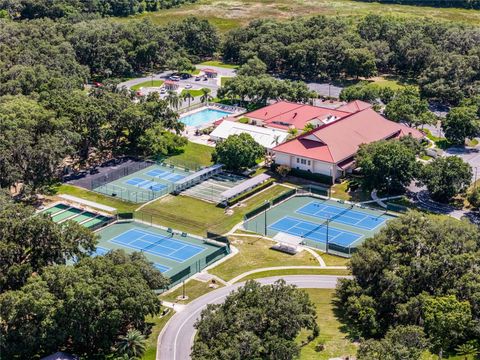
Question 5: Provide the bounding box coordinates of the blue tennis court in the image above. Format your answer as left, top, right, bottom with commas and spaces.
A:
110, 228, 205, 262
91, 246, 110, 257
153, 263, 171, 273
145, 169, 185, 183
296, 201, 387, 230
125, 177, 167, 192
269, 216, 363, 247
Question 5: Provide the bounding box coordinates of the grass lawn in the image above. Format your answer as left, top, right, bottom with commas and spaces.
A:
142, 310, 175, 360
240, 268, 351, 281
181, 88, 208, 97
209, 236, 319, 281
139, 184, 292, 236
220, 76, 233, 86
297, 289, 357, 360
160, 279, 222, 304
165, 141, 214, 168
370, 76, 408, 90
131, 80, 164, 91
330, 180, 372, 202
199, 60, 239, 69
121, 0, 480, 33
53, 184, 139, 213
316, 251, 350, 266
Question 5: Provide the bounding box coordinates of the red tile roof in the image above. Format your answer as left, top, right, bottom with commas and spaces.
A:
202, 68, 218, 73
273, 108, 423, 164
245, 101, 350, 130
336, 100, 372, 113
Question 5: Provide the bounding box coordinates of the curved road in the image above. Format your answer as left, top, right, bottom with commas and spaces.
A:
157, 275, 349, 360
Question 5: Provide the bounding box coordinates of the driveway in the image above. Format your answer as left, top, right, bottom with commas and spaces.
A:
444, 146, 480, 181
157, 275, 349, 360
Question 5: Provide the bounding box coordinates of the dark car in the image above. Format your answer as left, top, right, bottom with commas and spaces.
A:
181, 73, 191, 79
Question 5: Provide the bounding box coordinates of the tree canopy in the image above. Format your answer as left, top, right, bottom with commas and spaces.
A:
192, 280, 318, 360
335, 211, 480, 356
442, 105, 480, 145
355, 139, 418, 193
222, 15, 480, 104
419, 156, 472, 202
0, 250, 168, 359
0, 201, 97, 291
212, 133, 265, 171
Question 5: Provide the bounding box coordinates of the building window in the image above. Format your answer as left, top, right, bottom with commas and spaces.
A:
308, 160, 311, 165
296, 158, 300, 164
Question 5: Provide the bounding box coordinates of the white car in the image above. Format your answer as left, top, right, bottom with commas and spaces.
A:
185, 84, 192, 89
169, 75, 181, 81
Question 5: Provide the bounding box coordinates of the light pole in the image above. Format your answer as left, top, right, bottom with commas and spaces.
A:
326, 217, 330, 254
264, 200, 269, 236
475, 167, 478, 189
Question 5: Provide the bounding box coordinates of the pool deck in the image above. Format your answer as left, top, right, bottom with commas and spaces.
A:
180, 105, 245, 146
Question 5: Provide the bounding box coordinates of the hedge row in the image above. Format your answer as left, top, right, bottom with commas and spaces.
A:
227, 178, 275, 206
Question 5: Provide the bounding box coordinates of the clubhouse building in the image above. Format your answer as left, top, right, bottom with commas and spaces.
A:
240, 100, 423, 183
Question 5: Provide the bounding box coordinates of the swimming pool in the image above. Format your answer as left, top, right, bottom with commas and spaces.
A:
180, 108, 232, 127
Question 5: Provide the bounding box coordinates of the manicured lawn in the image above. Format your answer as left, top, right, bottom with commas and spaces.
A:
370, 76, 408, 90
131, 80, 164, 91
54, 184, 139, 213
209, 236, 319, 281
142, 310, 175, 360
316, 251, 350, 266
200, 60, 239, 69
160, 279, 222, 304
165, 141, 214, 168
240, 268, 351, 281
220, 76, 233, 86
297, 289, 357, 360
139, 184, 292, 236
181, 88, 208, 97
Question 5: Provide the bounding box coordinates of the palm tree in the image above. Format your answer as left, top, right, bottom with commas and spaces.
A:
182, 91, 194, 108
116, 329, 147, 359
287, 127, 298, 139
455, 342, 479, 360
166, 91, 180, 109
303, 123, 315, 133
200, 88, 212, 106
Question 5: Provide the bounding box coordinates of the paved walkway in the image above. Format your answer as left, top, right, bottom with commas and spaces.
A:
227, 265, 347, 284
157, 275, 350, 360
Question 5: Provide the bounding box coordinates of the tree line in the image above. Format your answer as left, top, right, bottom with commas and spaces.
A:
0, 0, 198, 19
0, 193, 169, 359
222, 15, 480, 104
354, 0, 480, 9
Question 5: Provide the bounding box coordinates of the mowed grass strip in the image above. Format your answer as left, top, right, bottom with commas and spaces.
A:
199, 60, 239, 69
240, 268, 351, 281
131, 80, 164, 91
209, 236, 319, 281
54, 184, 139, 213
139, 184, 292, 236
141, 310, 175, 360
160, 279, 222, 304
297, 289, 357, 360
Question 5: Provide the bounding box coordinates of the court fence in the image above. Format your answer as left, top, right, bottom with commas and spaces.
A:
271, 188, 296, 206
244, 201, 271, 220
302, 239, 357, 257
90, 160, 154, 190
94, 183, 174, 203
386, 202, 409, 213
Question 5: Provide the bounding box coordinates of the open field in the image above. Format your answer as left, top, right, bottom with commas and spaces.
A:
139, 184, 292, 235
122, 0, 480, 32
199, 60, 239, 69
209, 236, 320, 281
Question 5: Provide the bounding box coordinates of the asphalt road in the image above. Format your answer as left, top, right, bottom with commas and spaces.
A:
157, 275, 350, 360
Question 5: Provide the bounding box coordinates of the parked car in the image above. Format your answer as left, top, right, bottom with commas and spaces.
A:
169, 75, 181, 81
181, 73, 191, 79
185, 84, 192, 89
195, 76, 201, 81
160, 88, 166, 94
